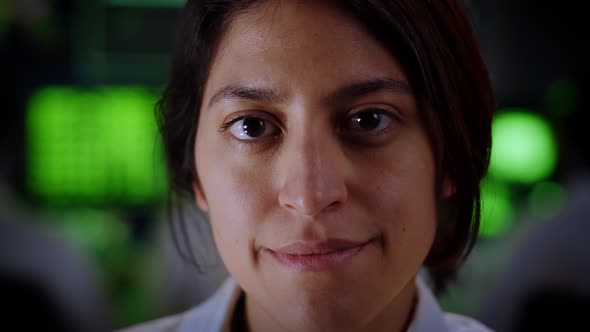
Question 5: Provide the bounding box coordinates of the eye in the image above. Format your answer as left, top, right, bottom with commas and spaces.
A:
226, 116, 280, 140
343, 108, 396, 133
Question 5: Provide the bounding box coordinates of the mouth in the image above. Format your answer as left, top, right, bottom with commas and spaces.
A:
266, 238, 376, 272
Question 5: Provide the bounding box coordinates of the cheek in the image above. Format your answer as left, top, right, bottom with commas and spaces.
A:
196, 128, 268, 220
363, 146, 438, 267
372, 176, 436, 242
195, 140, 274, 272
202, 170, 260, 278
204, 158, 274, 224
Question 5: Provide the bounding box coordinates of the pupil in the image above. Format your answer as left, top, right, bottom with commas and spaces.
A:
243, 118, 265, 137
355, 112, 380, 130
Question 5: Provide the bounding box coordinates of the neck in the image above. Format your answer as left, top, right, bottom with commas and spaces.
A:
242, 278, 418, 332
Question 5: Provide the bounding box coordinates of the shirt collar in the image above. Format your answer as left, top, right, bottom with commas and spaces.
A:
407, 277, 451, 332
180, 276, 450, 332
177, 278, 242, 332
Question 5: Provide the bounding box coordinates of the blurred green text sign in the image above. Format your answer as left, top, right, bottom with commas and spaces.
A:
27, 86, 167, 205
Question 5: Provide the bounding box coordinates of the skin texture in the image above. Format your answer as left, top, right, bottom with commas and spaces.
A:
193, 2, 448, 331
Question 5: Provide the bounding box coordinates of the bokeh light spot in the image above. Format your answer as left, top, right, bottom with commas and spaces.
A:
489, 110, 558, 184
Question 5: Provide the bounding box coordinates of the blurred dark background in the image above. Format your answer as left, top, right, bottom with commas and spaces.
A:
0, 0, 588, 331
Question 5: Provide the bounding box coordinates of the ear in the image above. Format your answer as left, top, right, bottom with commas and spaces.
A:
441, 176, 456, 198
192, 181, 209, 212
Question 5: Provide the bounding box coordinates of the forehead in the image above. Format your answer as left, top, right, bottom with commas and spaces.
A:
221, 1, 365, 54
205, 1, 408, 97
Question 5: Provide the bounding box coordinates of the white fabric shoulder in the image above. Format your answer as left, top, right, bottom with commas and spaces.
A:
407, 278, 494, 332
115, 278, 239, 332
116, 314, 182, 332
443, 313, 494, 332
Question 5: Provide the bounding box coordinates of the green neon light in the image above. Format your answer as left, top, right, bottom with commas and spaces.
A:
489, 110, 558, 184
528, 181, 567, 219
26, 86, 167, 204
105, 0, 185, 8
479, 180, 514, 238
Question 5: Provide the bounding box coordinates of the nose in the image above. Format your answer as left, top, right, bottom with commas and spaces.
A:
277, 131, 348, 218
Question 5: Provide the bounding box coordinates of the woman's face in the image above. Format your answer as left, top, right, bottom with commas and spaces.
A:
194, 1, 445, 331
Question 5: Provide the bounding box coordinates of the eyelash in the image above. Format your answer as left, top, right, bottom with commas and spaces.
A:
218, 115, 246, 133
342, 108, 399, 136
218, 108, 400, 142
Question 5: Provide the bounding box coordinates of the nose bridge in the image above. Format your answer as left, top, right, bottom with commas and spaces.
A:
278, 124, 348, 217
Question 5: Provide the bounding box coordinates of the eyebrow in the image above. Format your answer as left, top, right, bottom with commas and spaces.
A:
206, 77, 412, 109
323, 77, 412, 105
208, 85, 286, 109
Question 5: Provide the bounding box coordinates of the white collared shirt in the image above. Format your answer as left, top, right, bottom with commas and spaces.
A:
119, 277, 493, 332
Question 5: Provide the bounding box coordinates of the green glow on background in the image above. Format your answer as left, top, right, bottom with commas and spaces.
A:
23, 8, 60, 48
26, 86, 167, 204
45, 209, 155, 326
105, 0, 185, 7
480, 180, 514, 238
488, 110, 558, 184
57, 209, 131, 258
546, 80, 579, 118
0, 0, 10, 39
528, 181, 567, 219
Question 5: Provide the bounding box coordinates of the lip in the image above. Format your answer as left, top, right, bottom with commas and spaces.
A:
267, 239, 374, 272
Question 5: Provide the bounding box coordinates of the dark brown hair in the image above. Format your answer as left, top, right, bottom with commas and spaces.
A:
157, 0, 494, 292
